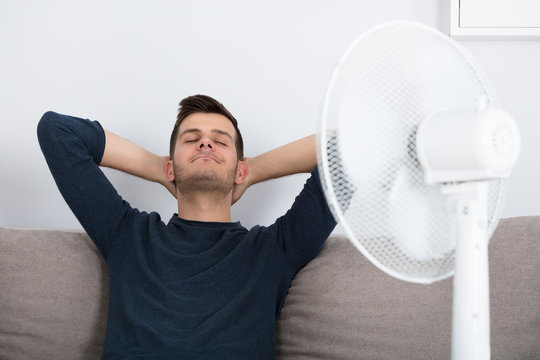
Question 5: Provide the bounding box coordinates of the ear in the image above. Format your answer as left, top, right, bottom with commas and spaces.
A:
165, 159, 175, 182
235, 160, 249, 184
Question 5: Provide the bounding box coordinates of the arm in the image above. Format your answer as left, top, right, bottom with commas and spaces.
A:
231, 133, 335, 270
101, 130, 176, 197
37, 112, 133, 255
248, 134, 316, 184
232, 134, 317, 203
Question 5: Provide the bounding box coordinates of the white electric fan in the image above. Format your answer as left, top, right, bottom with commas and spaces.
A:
317, 21, 520, 359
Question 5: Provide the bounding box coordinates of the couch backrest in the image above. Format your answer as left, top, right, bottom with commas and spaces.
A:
1, 217, 539, 359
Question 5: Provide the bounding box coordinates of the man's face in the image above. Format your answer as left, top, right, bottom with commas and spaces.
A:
170, 112, 241, 196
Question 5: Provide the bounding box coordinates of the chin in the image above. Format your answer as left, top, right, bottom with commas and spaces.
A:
174, 162, 236, 193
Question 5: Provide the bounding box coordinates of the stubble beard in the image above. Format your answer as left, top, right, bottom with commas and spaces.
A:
173, 161, 237, 199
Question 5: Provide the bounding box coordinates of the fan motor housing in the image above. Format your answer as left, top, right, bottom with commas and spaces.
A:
416, 106, 520, 184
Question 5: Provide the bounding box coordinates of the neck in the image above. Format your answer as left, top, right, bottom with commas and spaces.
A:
176, 190, 233, 223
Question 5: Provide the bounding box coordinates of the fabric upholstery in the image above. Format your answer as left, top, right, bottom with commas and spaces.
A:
0, 228, 108, 359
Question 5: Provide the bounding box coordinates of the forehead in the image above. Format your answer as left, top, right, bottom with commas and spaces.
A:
179, 112, 236, 137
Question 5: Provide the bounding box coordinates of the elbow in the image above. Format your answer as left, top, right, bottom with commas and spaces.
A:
37, 111, 58, 137
38, 111, 58, 128
37, 111, 61, 147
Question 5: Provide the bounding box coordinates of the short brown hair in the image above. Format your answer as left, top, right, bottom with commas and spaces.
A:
169, 94, 244, 160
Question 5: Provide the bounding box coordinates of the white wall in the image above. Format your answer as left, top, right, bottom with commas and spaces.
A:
1, 0, 538, 231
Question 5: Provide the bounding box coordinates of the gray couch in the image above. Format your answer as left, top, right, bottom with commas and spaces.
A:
1, 217, 539, 359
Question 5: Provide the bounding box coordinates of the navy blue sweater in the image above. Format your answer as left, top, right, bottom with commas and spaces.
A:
37, 111, 336, 359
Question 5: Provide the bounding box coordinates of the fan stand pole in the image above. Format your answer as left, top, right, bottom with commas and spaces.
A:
445, 182, 491, 360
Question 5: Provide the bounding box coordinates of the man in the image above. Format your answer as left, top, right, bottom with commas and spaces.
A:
38, 94, 336, 359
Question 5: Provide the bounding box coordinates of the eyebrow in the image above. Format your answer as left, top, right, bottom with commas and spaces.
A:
179, 128, 234, 142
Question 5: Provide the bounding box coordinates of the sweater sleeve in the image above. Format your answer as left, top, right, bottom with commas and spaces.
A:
275, 167, 337, 273
37, 111, 132, 257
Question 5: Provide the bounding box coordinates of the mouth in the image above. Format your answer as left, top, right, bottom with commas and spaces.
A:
192, 154, 221, 163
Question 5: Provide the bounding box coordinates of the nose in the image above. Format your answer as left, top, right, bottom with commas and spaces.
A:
198, 140, 213, 150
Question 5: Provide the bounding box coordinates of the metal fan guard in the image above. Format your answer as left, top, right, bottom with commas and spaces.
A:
318, 21, 507, 284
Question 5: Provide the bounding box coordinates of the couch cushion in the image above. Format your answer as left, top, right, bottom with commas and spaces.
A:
276, 216, 540, 359
0, 228, 108, 360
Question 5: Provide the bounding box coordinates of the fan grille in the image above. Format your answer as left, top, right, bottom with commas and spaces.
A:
318, 22, 506, 283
